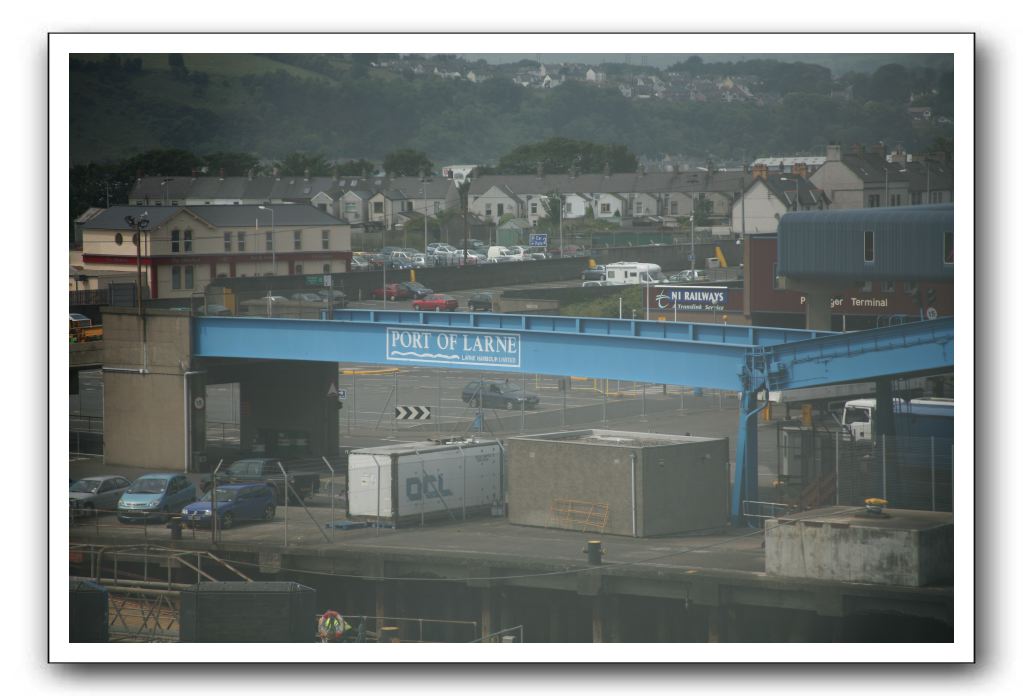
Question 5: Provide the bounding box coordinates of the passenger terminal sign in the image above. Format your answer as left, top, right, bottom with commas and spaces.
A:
386, 327, 522, 367
653, 285, 729, 312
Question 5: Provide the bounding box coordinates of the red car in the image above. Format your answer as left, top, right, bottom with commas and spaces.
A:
412, 294, 459, 311
370, 283, 412, 301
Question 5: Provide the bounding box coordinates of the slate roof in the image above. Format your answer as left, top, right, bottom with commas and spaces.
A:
467, 171, 747, 197
753, 174, 828, 209
82, 205, 345, 230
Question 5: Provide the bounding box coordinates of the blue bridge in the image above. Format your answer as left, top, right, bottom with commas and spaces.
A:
194, 311, 954, 524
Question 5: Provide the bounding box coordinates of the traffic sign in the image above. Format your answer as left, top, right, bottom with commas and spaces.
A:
926, 307, 938, 320
326, 383, 338, 397
338, 389, 347, 401
395, 405, 431, 420
529, 233, 548, 247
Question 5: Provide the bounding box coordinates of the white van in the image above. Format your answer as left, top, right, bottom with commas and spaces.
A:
603, 262, 666, 285
487, 245, 522, 262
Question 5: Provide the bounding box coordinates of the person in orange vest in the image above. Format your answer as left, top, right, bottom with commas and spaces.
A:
317, 610, 350, 642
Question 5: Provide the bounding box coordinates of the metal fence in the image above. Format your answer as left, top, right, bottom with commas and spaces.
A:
766, 422, 953, 513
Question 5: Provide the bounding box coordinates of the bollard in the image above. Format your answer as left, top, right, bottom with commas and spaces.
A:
378, 626, 400, 643
585, 540, 604, 565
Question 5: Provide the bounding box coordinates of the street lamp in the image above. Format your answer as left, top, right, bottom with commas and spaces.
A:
421, 171, 429, 253
258, 205, 275, 274
124, 212, 150, 315
881, 167, 907, 207
160, 178, 173, 205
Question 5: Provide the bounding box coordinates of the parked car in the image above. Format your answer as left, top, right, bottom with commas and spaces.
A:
196, 303, 231, 316
581, 265, 607, 281
386, 252, 415, 270
70, 475, 132, 518
410, 253, 435, 268
370, 283, 413, 301
350, 256, 371, 271
117, 473, 196, 524
401, 281, 434, 299
468, 292, 495, 312
215, 457, 321, 503
317, 289, 348, 307
181, 483, 276, 529
461, 380, 540, 410
290, 292, 324, 303
669, 269, 709, 283
413, 293, 459, 311
582, 280, 609, 287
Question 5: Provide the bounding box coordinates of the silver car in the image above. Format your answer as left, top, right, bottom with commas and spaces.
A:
69, 475, 133, 518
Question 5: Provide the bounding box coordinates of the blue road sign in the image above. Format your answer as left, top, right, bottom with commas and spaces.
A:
529, 233, 548, 247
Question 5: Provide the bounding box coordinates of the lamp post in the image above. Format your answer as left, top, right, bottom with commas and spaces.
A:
689, 195, 697, 273
421, 171, 429, 253
559, 193, 564, 257
258, 205, 275, 274
161, 178, 173, 205
124, 212, 149, 315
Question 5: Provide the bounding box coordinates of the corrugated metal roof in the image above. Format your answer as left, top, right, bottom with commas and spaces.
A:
778, 204, 953, 281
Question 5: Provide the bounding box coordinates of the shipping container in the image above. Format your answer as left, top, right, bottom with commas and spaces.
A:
347, 437, 503, 527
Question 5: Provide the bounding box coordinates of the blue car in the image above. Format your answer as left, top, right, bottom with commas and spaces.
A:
181, 483, 276, 529
117, 473, 196, 524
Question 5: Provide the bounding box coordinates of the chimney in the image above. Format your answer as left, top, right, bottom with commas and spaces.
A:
792, 162, 808, 179
248, 168, 254, 181
304, 167, 310, 181
218, 168, 225, 180
868, 142, 886, 157
826, 144, 842, 162
849, 143, 863, 156
891, 144, 908, 165
751, 163, 768, 180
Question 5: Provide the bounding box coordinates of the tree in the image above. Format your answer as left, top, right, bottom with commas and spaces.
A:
867, 64, 912, 105
120, 149, 202, 177
383, 149, 433, 177
202, 151, 263, 177
496, 138, 638, 175
274, 151, 331, 176
335, 159, 376, 177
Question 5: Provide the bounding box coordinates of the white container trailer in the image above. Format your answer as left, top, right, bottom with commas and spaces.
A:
347, 437, 503, 526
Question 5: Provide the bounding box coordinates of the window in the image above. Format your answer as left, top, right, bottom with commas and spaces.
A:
433, 201, 440, 213
944, 231, 953, 264
265, 231, 273, 251
183, 230, 192, 252
930, 191, 944, 204
600, 203, 611, 214
317, 203, 327, 212
530, 202, 537, 214
670, 201, 678, 215
171, 266, 181, 289
345, 202, 357, 214
224, 231, 232, 252
323, 264, 331, 274
889, 194, 901, 207
911, 192, 922, 205
171, 229, 180, 253
184, 265, 194, 289
293, 230, 302, 250
566, 202, 573, 213
238, 231, 246, 252
322, 230, 330, 250
863, 230, 875, 262
860, 280, 873, 292
295, 263, 303, 275
485, 204, 492, 217
114, 233, 123, 246
881, 280, 895, 293
904, 280, 918, 295
373, 201, 383, 214
867, 194, 881, 208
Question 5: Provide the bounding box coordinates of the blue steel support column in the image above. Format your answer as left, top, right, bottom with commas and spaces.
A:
732, 389, 765, 527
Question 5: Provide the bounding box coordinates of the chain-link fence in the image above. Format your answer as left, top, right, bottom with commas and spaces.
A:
764, 421, 953, 513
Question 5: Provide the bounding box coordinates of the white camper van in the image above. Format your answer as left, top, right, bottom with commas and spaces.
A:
603, 262, 666, 285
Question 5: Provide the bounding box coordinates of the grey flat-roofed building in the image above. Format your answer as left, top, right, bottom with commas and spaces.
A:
507, 429, 729, 537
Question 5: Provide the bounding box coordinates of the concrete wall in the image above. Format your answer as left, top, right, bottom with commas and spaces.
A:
506, 438, 636, 536
639, 438, 729, 535
765, 508, 953, 587
507, 431, 730, 537
102, 309, 196, 471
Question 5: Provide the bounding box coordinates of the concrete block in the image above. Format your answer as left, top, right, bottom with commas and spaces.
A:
765, 506, 953, 587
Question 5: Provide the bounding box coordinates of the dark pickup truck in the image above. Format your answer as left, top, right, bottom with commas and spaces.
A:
209, 458, 322, 504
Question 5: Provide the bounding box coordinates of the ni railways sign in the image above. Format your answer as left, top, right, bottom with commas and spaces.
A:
650, 285, 730, 312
